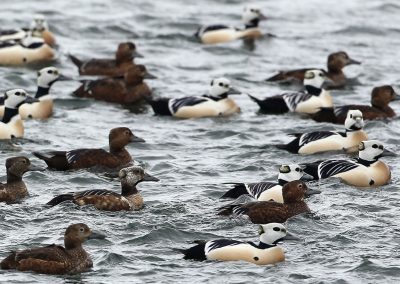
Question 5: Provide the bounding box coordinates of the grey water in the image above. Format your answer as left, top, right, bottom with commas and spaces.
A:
1, 0, 400, 283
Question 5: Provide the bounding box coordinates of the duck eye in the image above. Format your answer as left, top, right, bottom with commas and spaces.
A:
298, 184, 303, 189
15, 92, 20, 96
47, 70, 53, 74
22, 160, 27, 164
372, 144, 378, 148
79, 228, 84, 232
273, 227, 280, 231
218, 82, 223, 87
250, 9, 255, 12
295, 168, 300, 172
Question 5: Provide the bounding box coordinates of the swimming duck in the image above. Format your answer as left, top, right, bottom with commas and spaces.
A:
0, 89, 38, 140
1, 223, 105, 275
147, 77, 241, 118
266, 51, 361, 89
0, 156, 43, 204
180, 223, 298, 265
73, 65, 155, 104
47, 166, 159, 211
0, 67, 66, 119
277, 110, 367, 154
0, 15, 56, 47
69, 42, 143, 76
0, 36, 55, 65
310, 85, 400, 124
221, 164, 313, 203
33, 127, 145, 171
302, 140, 394, 187
195, 6, 267, 44
249, 69, 333, 114
218, 180, 320, 224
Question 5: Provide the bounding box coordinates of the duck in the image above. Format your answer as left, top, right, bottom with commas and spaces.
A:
73, 65, 155, 104
47, 166, 159, 211
0, 89, 38, 140
301, 140, 394, 187
147, 77, 241, 118
266, 51, 361, 88
69, 42, 143, 76
221, 164, 313, 203
0, 67, 67, 119
33, 127, 145, 171
310, 85, 400, 124
218, 180, 320, 224
180, 223, 298, 265
249, 69, 333, 114
0, 36, 55, 65
0, 156, 43, 204
277, 109, 368, 154
195, 6, 267, 44
1, 223, 105, 275
0, 15, 56, 47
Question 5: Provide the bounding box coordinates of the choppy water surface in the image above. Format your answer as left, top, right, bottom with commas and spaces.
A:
1, 0, 400, 283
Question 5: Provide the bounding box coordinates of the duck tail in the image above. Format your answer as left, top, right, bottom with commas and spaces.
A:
220, 183, 248, 199
46, 194, 74, 207
33, 151, 52, 162
69, 54, 83, 68
180, 242, 207, 260
247, 94, 261, 104
146, 97, 172, 116
265, 72, 285, 82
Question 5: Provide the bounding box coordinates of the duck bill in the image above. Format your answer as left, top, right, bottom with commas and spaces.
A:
28, 164, 45, 172
392, 93, 400, 101
227, 88, 242, 95
281, 232, 301, 241
300, 173, 314, 181
130, 135, 145, 143
305, 187, 321, 197
57, 74, 73, 81
380, 149, 397, 157
258, 225, 264, 235
132, 50, 144, 58
143, 172, 160, 182
258, 13, 268, 21
321, 77, 335, 89
346, 58, 361, 65
144, 72, 157, 79
24, 96, 40, 104
88, 231, 106, 240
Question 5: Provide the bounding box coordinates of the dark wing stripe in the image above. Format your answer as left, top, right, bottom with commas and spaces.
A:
299, 131, 338, 147
168, 96, 209, 114
334, 106, 349, 117
206, 239, 243, 253
74, 189, 118, 199
318, 159, 359, 178
282, 92, 312, 111
247, 182, 276, 199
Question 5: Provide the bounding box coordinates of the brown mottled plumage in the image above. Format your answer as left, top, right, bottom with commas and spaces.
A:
310, 85, 400, 124
69, 42, 142, 76
1, 223, 105, 275
33, 127, 145, 171
0, 156, 42, 203
218, 181, 320, 224
266, 51, 360, 88
73, 65, 156, 104
46, 166, 159, 211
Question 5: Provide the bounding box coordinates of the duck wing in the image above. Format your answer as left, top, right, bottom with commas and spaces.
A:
318, 159, 360, 179
282, 91, 313, 111
169, 96, 209, 114
205, 239, 243, 253
66, 148, 119, 169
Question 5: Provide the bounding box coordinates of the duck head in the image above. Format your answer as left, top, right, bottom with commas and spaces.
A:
371, 85, 400, 108
303, 69, 331, 92
30, 14, 49, 33
345, 110, 364, 131
258, 223, 299, 245
209, 77, 241, 99
64, 223, 106, 250
125, 65, 156, 85
4, 89, 38, 109
37, 66, 63, 89
109, 127, 145, 150
358, 140, 396, 162
242, 6, 267, 28
277, 164, 313, 185
116, 42, 143, 63
327, 51, 361, 72
282, 180, 321, 203
6, 156, 43, 181
119, 166, 159, 187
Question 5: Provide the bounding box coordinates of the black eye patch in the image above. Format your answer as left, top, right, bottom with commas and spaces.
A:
273, 227, 280, 231
372, 144, 378, 148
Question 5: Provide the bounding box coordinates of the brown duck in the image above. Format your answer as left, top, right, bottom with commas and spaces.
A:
47, 166, 159, 211
33, 127, 144, 171
266, 51, 361, 88
73, 65, 156, 104
1, 223, 105, 275
69, 42, 143, 76
217, 180, 320, 224
310, 85, 400, 124
0, 156, 43, 203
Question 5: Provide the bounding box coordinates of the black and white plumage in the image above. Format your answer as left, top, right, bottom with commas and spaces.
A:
168, 96, 209, 114
180, 223, 298, 265
249, 70, 333, 114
